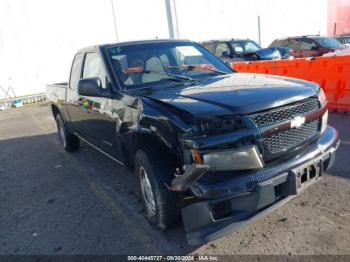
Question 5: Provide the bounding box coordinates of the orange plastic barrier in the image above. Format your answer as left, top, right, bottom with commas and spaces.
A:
232, 56, 350, 113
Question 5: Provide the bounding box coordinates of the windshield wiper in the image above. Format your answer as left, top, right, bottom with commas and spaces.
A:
124, 68, 195, 82
167, 65, 228, 75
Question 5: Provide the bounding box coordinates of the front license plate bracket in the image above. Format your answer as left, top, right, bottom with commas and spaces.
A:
291, 161, 322, 191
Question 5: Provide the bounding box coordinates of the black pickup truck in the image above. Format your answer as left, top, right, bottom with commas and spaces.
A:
46, 39, 339, 245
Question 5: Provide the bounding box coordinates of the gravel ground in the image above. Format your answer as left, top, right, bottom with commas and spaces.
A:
0, 103, 349, 256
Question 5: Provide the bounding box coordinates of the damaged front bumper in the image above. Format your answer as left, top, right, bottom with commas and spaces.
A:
180, 126, 340, 245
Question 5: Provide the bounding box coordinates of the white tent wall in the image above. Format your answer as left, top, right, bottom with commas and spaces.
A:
0, 0, 327, 97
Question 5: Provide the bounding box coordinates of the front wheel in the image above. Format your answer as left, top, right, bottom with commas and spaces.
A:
135, 149, 181, 229
55, 114, 79, 152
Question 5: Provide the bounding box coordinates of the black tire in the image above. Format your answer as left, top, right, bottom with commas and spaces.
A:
55, 114, 80, 152
135, 149, 181, 229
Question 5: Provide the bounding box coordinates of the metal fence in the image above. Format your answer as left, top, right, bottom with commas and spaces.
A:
0, 93, 47, 111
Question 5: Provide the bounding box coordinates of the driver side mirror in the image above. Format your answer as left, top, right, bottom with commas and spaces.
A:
78, 77, 107, 97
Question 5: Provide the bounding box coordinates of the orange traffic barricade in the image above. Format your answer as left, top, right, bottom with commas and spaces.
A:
232, 56, 350, 113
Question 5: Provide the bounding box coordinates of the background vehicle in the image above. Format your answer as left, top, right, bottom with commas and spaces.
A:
46, 39, 339, 245
269, 35, 343, 58
201, 39, 292, 62
336, 33, 350, 45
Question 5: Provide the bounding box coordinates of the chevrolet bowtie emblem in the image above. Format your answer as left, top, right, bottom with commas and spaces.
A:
291, 116, 305, 129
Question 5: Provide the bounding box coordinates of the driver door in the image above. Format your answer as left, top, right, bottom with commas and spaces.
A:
69, 52, 117, 152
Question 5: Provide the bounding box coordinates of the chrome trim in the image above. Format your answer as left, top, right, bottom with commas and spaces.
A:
321, 109, 328, 134
259, 105, 327, 137
76, 134, 125, 166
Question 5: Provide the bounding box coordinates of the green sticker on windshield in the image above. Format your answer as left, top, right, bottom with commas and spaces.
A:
110, 47, 122, 55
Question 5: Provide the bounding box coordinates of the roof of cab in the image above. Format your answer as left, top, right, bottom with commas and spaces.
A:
201, 38, 252, 44
76, 39, 192, 53
272, 35, 327, 41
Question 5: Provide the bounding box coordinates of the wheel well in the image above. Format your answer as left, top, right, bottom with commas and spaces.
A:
126, 133, 181, 172
51, 104, 60, 119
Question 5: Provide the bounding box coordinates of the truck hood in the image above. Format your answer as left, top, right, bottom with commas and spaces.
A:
141, 73, 319, 117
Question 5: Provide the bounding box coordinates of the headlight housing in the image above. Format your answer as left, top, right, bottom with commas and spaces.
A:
190, 146, 264, 171
318, 88, 328, 134
197, 116, 245, 136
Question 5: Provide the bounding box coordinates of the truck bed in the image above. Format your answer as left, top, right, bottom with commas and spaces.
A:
46, 82, 67, 104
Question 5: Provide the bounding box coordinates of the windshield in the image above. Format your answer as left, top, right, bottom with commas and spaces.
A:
315, 37, 341, 48
107, 41, 233, 90
230, 40, 261, 54
338, 37, 350, 44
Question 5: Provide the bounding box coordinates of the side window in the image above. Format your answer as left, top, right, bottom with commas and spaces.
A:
301, 38, 318, 50
269, 40, 278, 47
69, 53, 83, 90
203, 43, 216, 53
83, 52, 108, 89
244, 42, 260, 53
271, 40, 288, 47
231, 42, 244, 54
215, 43, 230, 57
287, 39, 301, 50
280, 40, 290, 47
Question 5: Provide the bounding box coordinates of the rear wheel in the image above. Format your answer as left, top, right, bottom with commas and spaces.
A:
135, 149, 181, 229
55, 114, 79, 152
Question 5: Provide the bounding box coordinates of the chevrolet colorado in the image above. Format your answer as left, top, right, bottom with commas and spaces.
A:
46, 39, 339, 245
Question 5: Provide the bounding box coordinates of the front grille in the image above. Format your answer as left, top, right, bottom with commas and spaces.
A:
251, 98, 320, 127
250, 97, 321, 158
261, 119, 320, 154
